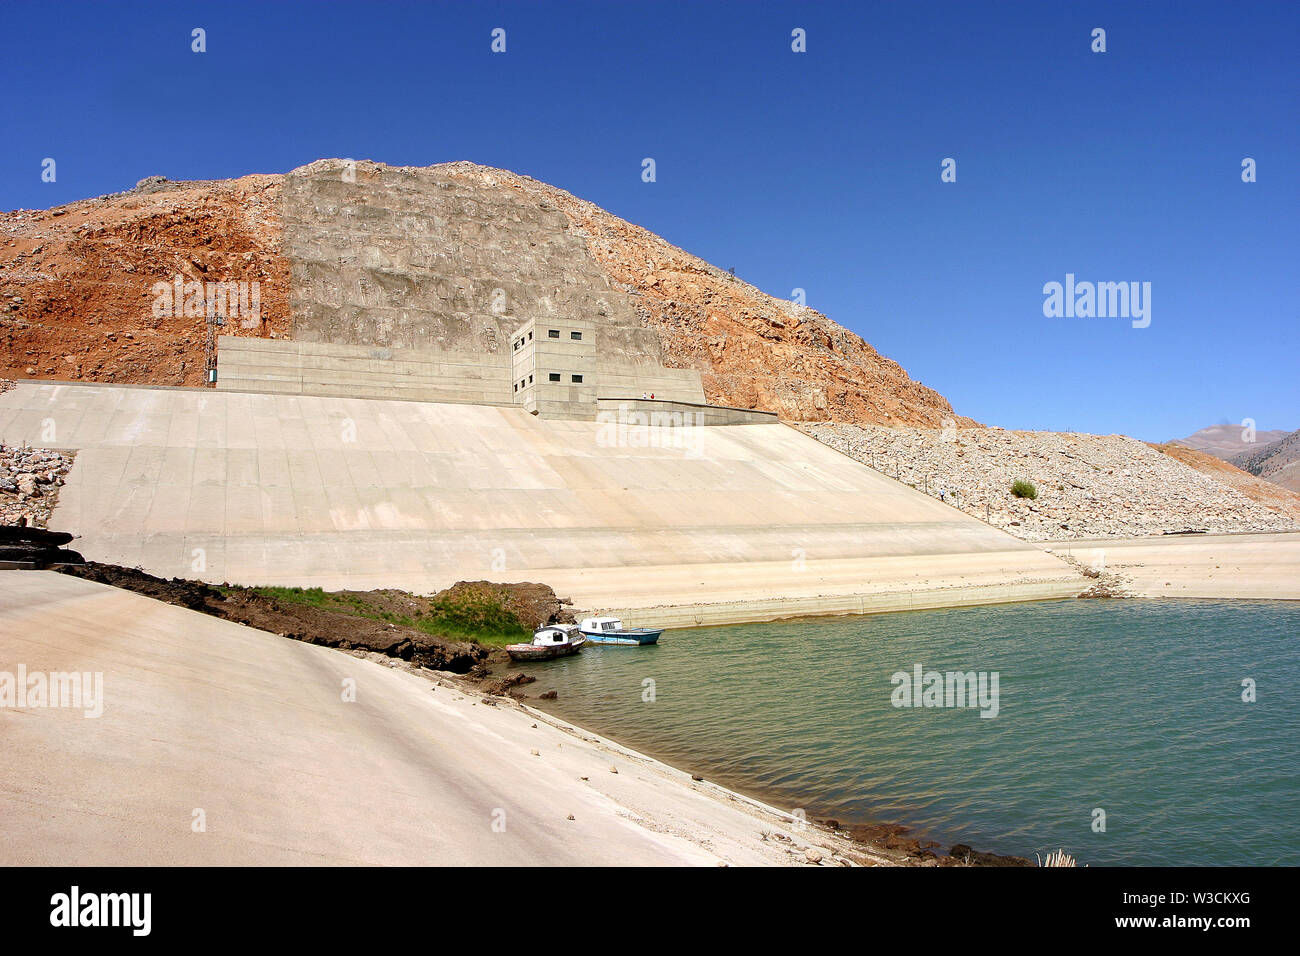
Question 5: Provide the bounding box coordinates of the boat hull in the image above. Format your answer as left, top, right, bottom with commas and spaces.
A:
505, 635, 586, 661
580, 628, 662, 646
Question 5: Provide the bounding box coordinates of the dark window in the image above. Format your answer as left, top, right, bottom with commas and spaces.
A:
548, 329, 560, 338
513, 383, 518, 393
528, 331, 533, 340
571, 374, 583, 384
548, 373, 560, 382
528, 375, 533, 384
570, 331, 582, 340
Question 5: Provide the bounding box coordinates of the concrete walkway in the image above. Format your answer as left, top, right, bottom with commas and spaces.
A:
0, 571, 862, 866
0, 382, 1082, 618
1047, 532, 1300, 600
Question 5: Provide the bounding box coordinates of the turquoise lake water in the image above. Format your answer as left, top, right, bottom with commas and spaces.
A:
528, 599, 1299, 865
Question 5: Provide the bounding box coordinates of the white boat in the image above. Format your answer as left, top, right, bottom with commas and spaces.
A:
578, 616, 663, 646
505, 624, 586, 661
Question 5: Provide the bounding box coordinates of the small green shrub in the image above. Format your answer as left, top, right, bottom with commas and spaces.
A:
1011, 479, 1038, 499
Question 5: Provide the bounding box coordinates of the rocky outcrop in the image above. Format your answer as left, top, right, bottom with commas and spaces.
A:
2, 161, 963, 426
800, 423, 1300, 541
467, 162, 971, 426
0, 526, 84, 568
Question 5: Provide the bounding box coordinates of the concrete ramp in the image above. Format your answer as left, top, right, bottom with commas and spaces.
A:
0, 382, 1081, 620
0, 570, 840, 865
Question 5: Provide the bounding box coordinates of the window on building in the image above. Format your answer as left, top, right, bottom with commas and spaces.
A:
570, 331, 582, 340
528, 331, 533, 341
548, 329, 560, 338
528, 375, 533, 384
571, 374, 583, 384
548, 373, 560, 382
513, 383, 518, 393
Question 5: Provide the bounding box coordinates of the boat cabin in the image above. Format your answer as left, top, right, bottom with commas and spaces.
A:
580, 616, 625, 634
534, 625, 577, 645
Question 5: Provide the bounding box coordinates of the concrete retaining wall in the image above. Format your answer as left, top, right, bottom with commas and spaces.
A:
597, 362, 706, 404
216, 336, 514, 405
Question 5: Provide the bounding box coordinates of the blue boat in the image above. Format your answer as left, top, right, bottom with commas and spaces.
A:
579, 616, 663, 645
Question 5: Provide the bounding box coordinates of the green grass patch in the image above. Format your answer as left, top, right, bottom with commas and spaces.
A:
417, 592, 530, 645
229, 584, 529, 646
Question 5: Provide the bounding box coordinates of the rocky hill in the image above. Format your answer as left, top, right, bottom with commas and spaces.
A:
0, 160, 965, 427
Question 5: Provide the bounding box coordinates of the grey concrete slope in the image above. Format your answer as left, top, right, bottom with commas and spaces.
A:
0, 382, 1081, 617
0, 571, 846, 866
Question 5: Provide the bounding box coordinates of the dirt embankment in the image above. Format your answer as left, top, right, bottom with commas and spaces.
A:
54, 562, 575, 676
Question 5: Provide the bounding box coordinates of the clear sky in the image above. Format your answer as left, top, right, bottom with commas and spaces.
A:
1, 0, 1295, 440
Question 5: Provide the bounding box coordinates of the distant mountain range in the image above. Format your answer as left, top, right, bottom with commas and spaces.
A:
1170, 424, 1300, 495
1172, 424, 1291, 459
1230, 430, 1300, 493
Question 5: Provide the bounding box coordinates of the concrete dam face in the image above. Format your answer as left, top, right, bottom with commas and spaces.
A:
0, 382, 1080, 623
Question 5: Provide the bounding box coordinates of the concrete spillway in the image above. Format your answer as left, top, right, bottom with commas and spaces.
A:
0, 382, 1081, 621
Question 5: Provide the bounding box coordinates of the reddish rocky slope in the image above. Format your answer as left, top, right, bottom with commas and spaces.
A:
1, 176, 288, 386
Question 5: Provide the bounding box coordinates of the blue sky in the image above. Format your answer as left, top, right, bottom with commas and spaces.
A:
2, 0, 1295, 440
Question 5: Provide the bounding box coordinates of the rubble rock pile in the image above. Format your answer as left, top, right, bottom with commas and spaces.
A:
798, 423, 1300, 541
1, 443, 75, 527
